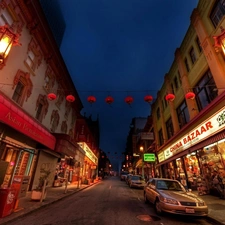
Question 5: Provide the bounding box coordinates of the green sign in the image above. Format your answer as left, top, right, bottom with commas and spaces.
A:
143, 153, 155, 162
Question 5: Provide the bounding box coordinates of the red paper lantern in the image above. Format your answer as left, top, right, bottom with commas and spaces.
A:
105, 96, 114, 104
66, 95, 75, 102
185, 92, 195, 100
125, 96, 133, 104
144, 95, 153, 103
87, 96, 96, 103
47, 93, 57, 101
165, 93, 175, 102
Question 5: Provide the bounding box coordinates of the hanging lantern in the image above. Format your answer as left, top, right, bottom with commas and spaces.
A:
165, 93, 175, 102
144, 95, 153, 103
105, 96, 114, 104
66, 95, 75, 102
0, 25, 20, 65
87, 96, 96, 104
47, 93, 57, 101
185, 92, 195, 100
125, 96, 133, 105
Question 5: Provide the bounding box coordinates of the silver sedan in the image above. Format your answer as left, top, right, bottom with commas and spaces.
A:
143, 178, 208, 216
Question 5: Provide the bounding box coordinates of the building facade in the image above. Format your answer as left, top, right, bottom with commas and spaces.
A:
0, 0, 85, 197
151, 0, 225, 195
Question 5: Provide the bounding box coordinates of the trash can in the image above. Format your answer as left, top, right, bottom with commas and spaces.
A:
0, 188, 16, 218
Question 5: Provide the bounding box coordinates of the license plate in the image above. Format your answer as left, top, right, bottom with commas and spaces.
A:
186, 208, 195, 213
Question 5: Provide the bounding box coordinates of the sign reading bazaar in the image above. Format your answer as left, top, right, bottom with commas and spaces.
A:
158, 106, 225, 163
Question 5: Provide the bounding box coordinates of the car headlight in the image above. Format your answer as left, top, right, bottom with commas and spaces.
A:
198, 202, 205, 206
160, 196, 179, 205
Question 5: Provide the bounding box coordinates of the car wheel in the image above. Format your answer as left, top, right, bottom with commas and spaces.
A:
154, 199, 163, 216
144, 192, 148, 203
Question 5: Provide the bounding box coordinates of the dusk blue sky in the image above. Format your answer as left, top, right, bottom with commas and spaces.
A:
58, 0, 198, 170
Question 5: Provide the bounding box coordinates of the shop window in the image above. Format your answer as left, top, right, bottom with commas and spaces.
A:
210, 0, 225, 28
166, 117, 174, 139
176, 100, 190, 128
35, 94, 49, 122
12, 70, 33, 106
193, 69, 218, 111
176, 158, 187, 187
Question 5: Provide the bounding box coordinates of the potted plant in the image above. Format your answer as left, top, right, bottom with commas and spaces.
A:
31, 168, 51, 201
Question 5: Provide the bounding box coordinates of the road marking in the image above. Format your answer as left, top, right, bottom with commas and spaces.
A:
109, 185, 112, 189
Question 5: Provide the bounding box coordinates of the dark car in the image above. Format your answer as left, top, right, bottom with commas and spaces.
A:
143, 178, 208, 216
120, 171, 129, 181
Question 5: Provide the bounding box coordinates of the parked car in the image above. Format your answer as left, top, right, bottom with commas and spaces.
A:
129, 175, 146, 188
125, 174, 133, 184
120, 171, 129, 181
143, 178, 208, 216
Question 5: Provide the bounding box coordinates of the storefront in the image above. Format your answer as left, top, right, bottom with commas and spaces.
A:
0, 95, 56, 192
157, 105, 225, 195
53, 134, 85, 186
78, 142, 98, 183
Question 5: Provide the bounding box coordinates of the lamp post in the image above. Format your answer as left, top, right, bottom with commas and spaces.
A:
139, 146, 144, 179
0, 25, 20, 65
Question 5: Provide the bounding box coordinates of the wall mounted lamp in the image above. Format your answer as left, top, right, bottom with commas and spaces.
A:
213, 26, 225, 55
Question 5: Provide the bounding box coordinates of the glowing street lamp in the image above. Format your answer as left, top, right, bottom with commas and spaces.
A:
0, 25, 20, 65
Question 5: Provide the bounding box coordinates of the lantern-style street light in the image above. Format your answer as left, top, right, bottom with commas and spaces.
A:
0, 25, 20, 65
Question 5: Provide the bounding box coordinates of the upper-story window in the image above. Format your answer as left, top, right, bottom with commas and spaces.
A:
177, 100, 190, 129
156, 107, 160, 120
174, 76, 179, 90
166, 117, 174, 140
35, 94, 49, 122
194, 69, 218, 111
12, 70, 33, 106
178, 70, 182, 84
44, 66, 55, 92
210, 0, 225, 27
158, 129, 164, 146
184, 58, 190, 72
196, 37, 202, 53
164, 95, 168, 108
25, 38, 43, 74
189, 47, 197, 64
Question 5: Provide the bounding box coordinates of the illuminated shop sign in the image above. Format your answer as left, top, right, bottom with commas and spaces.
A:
78, 142, 98, 164
143, 153, 155, 162
158, 106, 225, 162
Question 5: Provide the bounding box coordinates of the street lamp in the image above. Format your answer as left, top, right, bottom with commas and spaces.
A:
0, 25, 20, 66
139, 146, 144, 179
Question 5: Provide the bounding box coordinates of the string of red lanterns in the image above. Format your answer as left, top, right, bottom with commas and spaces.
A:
124, 96, 134, 105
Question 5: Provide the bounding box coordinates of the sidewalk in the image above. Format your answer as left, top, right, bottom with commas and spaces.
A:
0, 181, 225, 225
0, 180, 100, 225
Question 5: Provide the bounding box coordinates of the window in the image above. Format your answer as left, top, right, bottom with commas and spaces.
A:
196, 37, 202, 53
12, 70, 33, 106
178, 70, 182, 85
171, 83, 175, 94
35, 95, 49, 122
184, 58, 190, 72
177, 100, 190, 129
25, 38, 43, 73
189, 47, 197, 64
194, 69, 218, 111
158, 129, 164, 146
174, 76, 179, 90
166, 117, 174, 139
210, 0, 225, 27
12, 81, 24, 104
164, 95, 168, 108
44, 66, 55, 91
156, 107, 160, 120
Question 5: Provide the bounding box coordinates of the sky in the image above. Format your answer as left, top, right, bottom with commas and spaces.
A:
58, 0, 198, 170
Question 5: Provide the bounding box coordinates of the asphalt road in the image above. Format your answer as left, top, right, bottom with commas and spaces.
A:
3, 176, 215, 225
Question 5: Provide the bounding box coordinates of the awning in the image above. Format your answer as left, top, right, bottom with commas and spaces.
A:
156, 130, 225, 167
0, 95, 56, 150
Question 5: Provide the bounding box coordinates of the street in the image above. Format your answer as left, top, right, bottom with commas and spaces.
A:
2, 177, 215, 225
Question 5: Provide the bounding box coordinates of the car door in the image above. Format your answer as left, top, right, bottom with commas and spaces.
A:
145, 179, 156, 203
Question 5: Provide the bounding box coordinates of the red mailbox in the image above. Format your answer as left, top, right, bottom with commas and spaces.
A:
0, 188, 16, 218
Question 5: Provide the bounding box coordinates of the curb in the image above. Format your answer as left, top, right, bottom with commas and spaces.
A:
0, 181, 100, 225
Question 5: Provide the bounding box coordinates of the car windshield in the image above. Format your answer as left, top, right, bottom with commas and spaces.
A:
132, 176, 144, 181
156, 180, 184, 191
